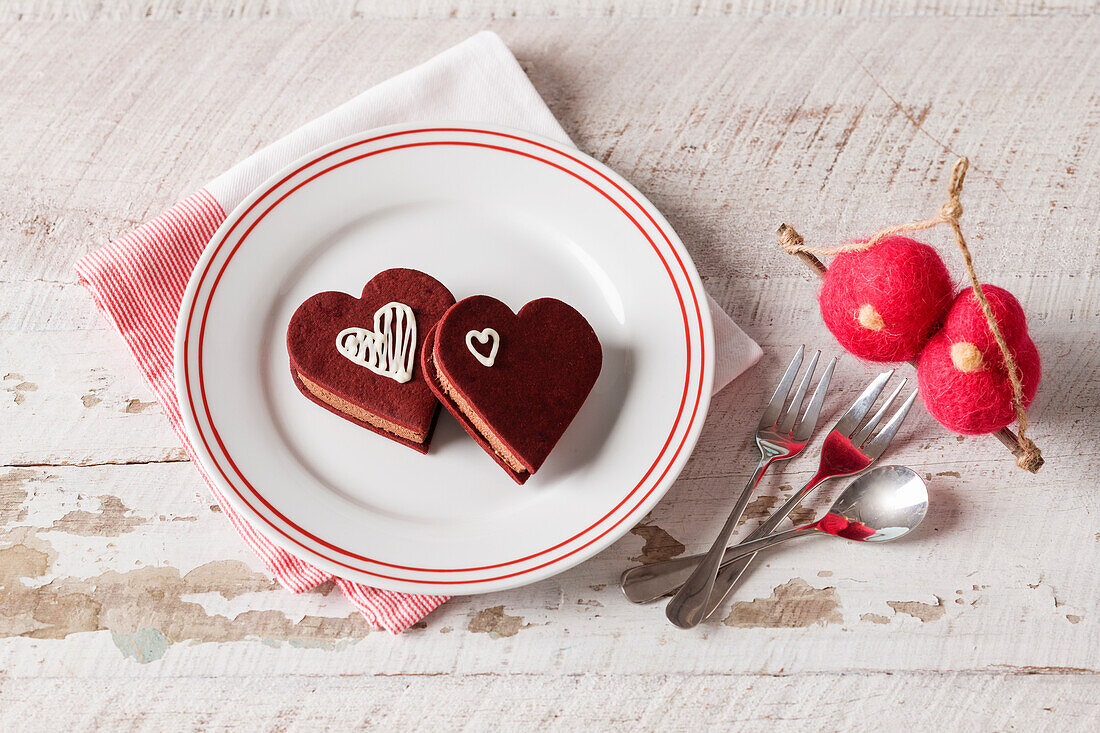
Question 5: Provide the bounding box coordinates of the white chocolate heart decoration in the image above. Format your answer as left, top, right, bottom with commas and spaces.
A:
465, 328, 500, 368
335, 301, 417, 383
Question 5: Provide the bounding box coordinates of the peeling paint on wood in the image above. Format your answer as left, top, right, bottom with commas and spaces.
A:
723, 579, 843, 628
1, 530, 369, 654
887, 597, 947, 622
0, 469, 34, 523
111, 627, 170, 663
468, 606, 527, 638
4, 563, 368, 648
122, 398, 157, 414
49, 495, 144, 536
0, 529, 53, 592
3, 375, 37, 405
741, 494, 780, 523
628, 523, 686, 564
787, 506, 817, 527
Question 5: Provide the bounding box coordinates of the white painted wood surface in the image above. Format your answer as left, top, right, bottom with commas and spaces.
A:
1, 2, 1098, 729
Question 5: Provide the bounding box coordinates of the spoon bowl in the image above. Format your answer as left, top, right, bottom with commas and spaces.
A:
716, 466, 929, 561
812, 464, 929, 543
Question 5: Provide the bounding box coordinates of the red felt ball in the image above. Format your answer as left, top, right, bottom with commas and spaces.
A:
818, 236, 954, 362
917, 285, 1042, 435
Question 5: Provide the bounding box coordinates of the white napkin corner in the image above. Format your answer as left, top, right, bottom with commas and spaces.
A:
208, 30, 761, 394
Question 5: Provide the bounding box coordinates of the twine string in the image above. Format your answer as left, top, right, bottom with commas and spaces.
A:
779, 158, 1042, 472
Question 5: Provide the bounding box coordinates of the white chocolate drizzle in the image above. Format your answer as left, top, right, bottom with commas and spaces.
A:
465, 328, 500, 367
336, 302, 417, 383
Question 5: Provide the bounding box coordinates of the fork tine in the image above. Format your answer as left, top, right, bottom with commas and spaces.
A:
863, 388, 920, 458
758, 345, 804, 430
834, 370, 895, 437
777, 350, 819, 434
852, 379, 906, 447
792, 356, 836, 442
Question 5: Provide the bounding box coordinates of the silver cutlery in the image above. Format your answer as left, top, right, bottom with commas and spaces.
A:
663, 346, 835, 628
703, 465, 928, 563
620, 370, 916, 612
679, 371, 917, 626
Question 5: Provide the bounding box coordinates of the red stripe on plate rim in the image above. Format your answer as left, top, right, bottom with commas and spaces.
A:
181, 127, 709, 584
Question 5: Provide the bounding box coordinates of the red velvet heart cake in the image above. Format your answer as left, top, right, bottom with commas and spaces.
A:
422, 295, 602, 483
287, 268, 456, 452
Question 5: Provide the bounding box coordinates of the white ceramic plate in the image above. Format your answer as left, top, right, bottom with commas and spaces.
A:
176, 123, 713, 595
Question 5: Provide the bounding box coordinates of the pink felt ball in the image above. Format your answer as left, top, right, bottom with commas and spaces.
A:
818, 236, 954, 362
917, 285, 1042, 435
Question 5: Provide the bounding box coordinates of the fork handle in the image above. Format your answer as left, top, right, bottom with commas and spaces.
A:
699, 472, 830, 620
717, 525, 816, 561
663, 457, 772, 628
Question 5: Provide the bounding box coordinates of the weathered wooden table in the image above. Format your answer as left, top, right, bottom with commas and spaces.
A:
2, 2, 1097, 729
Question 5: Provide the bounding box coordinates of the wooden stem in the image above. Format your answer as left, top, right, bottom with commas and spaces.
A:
792, 250, 1044, 473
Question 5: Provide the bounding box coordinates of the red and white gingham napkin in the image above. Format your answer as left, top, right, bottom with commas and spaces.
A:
74, 32, 762, 633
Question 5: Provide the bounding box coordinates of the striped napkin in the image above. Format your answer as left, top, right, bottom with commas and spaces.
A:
74, 31, 762, 633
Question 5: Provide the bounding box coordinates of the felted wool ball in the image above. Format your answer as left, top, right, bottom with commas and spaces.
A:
917, 285, 1041, 435
818, 236, 954, 362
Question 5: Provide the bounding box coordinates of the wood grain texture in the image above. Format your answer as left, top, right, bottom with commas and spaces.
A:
3, 0, 1099, 20
0, 674, 1096, 730
1, 4, 1098, 729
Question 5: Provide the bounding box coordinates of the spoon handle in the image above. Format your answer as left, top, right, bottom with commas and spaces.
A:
621, 548, 738, 604
716, 526, 815, 562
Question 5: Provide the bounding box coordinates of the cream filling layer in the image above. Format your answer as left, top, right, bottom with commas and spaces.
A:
432, 358, 527, 476
297, 371, 423, 443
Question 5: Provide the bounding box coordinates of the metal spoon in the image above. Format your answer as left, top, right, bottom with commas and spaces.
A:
714, 465, 929, 562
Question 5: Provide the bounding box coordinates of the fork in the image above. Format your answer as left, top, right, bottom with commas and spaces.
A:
662, 346, 836, 629
620, 370, 916, 609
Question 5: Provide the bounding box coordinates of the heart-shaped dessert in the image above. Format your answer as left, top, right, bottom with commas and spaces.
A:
422, 295, 602, 483
287, 268, 456, 452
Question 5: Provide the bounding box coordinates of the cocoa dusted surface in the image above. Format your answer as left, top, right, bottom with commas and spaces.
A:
427, 295, 602, 480
286, 268, 456, 452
